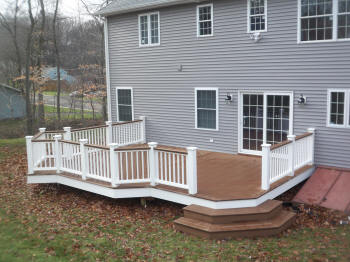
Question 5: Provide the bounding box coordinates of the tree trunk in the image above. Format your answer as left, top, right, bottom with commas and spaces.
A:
24, 0, 35, 135
53, 0, 61, 123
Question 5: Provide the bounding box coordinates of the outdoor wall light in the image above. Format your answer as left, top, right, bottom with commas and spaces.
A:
225, 93, 233, 103
297, 94, 307, 105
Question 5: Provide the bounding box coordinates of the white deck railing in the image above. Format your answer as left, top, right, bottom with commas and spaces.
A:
26, 125, 198, 194
261, 128, 315, 190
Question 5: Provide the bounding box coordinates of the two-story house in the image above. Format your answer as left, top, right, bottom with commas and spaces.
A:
25, 0, 350, 239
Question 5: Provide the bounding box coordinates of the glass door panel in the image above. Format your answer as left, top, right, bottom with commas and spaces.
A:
242, 94, 264, 152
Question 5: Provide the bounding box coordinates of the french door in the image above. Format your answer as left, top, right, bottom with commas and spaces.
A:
239, 92, 293, 155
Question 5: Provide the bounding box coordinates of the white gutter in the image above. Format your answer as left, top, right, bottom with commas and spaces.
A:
104, 18, 112, 122
97, 0, 206, 17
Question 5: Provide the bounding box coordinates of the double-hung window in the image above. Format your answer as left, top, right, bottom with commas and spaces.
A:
195, 88, 218, 130
248, 0, 267, 32
139, 12, 160, 46
117, 87, 133, 122
327, 89, 350, 127
299, 0, 350, 42
197, 4, 213, 36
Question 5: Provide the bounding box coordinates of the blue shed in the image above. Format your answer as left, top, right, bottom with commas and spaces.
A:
0, 83, 26, 120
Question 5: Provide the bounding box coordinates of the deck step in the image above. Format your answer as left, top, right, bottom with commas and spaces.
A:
174, 201, 296, 239
183, 200, 282, 224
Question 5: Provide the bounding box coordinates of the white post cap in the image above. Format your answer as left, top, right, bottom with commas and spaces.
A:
79, 139, 88, 143
148, 142, 158, 147
39, 128, 46, 133
53, 135, 62, 139
307, 128, 316, 133
105, 121, 112, 125
63, 127, 71, 131
186, 147, 198, 151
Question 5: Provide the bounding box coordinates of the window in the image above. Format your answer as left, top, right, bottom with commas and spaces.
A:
197, 4, 213, 36
299, 0, 350, 42
248, 0, 267, 32
139, 12, 160, 46
327, 89, 350, 127
195, 88, 218, 130
117, 87, 133, 122
338, 0, 350, 39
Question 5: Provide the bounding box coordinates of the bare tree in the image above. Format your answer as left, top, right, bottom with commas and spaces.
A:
0, 0, 22, 78
24, 0, 36, 134
53, 0, 61, 122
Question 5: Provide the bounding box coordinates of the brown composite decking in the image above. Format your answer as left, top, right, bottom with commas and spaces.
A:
31, 144, 313, 202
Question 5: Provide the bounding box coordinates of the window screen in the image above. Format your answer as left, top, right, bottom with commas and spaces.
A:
118, 89, 133, 122
196, 90, 217, 129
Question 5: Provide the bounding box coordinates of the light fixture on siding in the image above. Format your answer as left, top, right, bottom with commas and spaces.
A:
297, 94, 307, 105
225, 93, 233, 104
177, 64, 183, 72
250, 32, 263, 43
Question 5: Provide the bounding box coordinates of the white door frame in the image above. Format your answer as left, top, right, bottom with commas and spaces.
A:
238, 91, 294, 155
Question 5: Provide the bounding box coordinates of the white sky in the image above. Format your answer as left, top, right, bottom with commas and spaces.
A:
0, 0, 103, 19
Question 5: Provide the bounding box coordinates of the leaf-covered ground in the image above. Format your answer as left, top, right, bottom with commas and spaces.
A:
0, 138, 349, 261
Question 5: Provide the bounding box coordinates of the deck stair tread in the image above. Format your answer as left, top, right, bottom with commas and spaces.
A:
174, 200, 296, 239
175, 210, 295, 232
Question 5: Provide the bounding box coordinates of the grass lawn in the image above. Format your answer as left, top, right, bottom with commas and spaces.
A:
0, 139, 349, 261
44, 105, 102, 120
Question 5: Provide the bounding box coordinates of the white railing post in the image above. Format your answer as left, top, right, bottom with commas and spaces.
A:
54, 135, 62, 174
287, 135, 296, 177
140, 116, 146, 143
63, 127, 72, 140
148, 142, 158, 186
307, 128, 316, 165
109, 143, 120, 187
39, 127, 46, 133
25, 136, 34, 174
186, 147, 198, 195
261, 144, 271, 190
106, 121, 113, 144
80, 139, 88, 180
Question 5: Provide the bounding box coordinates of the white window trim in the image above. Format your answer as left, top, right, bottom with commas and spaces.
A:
237, 91, 294, 155
247, 0, 268, 33
327, 89, 350, 128
297, 0, 350, 43
197, 3, 214, 37
116, 87, 134, 122
138, 11, 160, 47
195, 87, 219, 131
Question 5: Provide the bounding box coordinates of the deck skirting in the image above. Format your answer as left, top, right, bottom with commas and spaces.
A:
27, 166, 314, 209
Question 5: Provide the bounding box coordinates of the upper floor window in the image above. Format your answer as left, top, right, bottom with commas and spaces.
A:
299, 0, 350, 42
117, 87, 134, 121
327, 89, 350, 127
195, 88, 218, 130
248, 0, 267, 32
139, 12, 160, 46
197, 4, 213, 37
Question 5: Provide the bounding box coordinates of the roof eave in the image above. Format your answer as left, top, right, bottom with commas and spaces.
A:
96, 0, 206, 17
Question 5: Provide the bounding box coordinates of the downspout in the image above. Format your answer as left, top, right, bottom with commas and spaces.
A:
104, 17, 113, 122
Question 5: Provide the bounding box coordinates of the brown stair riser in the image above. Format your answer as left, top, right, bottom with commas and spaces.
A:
183, 205, 283, 224
174, 216, 295, 240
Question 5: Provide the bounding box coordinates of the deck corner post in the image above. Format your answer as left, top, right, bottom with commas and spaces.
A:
79, 139, 88, 180
54, 135, 63, 174
109, 143, 120, 187
186, 147, 198, 195
39, 127, 46, 133
261, 144, 271, 190
287, 135, 296, 177
139, 116, 146, 143
63, 127, 72, 140
148, 142, 158, 186
25, 136, 34, 175
307, 128, 316, 165
106, 121, 113, 144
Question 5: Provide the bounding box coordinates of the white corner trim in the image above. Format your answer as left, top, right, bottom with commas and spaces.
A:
104, 19, 112, 121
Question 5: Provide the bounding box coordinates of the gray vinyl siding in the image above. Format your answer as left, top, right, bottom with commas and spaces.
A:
107, 0, 350, 169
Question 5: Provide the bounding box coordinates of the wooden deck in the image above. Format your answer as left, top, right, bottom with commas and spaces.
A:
32, 146, 313, 202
